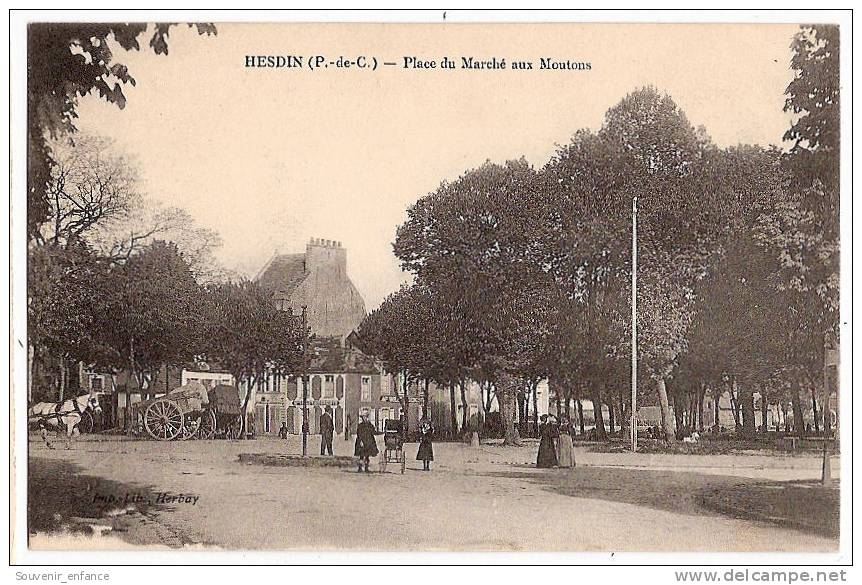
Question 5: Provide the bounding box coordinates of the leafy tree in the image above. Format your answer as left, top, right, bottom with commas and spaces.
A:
28, 242, 114, 402
27, 23, 216, 240
354, 284, 432, 416
776, 24, 839, 336
784, 25, 840, 191
394, 160, 554, 444
203, 280, 305, 432
97, 240, 208, 399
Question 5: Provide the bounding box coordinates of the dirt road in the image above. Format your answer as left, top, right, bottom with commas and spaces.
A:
26, 435, 839, 552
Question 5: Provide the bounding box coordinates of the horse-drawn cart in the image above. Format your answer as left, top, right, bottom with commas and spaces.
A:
129, 382, 242, 441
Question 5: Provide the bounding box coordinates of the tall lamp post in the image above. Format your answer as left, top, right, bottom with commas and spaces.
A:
630, 195, 638, 453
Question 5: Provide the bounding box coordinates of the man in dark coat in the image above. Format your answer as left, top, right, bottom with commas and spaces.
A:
354, 411, 378, 472
320, 406, 334, 455
536, 414, 559, 468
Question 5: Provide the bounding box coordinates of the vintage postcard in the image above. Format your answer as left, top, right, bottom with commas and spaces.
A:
9, 10, 852, 568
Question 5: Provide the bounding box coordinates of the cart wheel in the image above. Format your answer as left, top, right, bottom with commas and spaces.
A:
77, 410, 94, 434
197, 409, 216, 440
144, 399, 183, 441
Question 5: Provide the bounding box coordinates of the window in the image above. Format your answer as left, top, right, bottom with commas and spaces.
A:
361, 384, 370, 402
91, 377, 103, 391
378, 408, 391, 432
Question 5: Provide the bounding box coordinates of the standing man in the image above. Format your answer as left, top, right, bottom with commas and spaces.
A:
320, 405, 334, 456
354, 411, 379, 472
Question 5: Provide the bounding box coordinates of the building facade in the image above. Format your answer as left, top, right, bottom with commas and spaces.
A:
256, 237, 367, 341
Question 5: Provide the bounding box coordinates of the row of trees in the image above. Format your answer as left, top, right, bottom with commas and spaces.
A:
356, 25, 839, 443
30, 237, 305, 417
26, 24, 308, 429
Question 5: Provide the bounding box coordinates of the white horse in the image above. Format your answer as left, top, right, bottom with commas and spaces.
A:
29, 391, 102, 447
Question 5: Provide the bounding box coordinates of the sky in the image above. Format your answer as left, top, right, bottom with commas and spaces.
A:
75, 22, 800, 310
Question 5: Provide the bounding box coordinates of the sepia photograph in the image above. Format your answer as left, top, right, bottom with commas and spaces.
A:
8, 9, 852, 568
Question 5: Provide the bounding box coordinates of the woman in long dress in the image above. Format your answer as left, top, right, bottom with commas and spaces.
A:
557, 417, 575, 468
536, 414, 559, 468
416, 418, 434, 471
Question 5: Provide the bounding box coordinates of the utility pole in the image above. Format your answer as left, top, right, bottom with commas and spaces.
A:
631, 195, 638, 453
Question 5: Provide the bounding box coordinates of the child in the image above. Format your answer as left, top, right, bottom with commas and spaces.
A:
416, 418, 434, 471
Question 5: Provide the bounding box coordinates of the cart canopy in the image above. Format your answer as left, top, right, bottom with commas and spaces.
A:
208, 384, 242, 415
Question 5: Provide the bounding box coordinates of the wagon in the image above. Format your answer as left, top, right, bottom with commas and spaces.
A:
202, 384, 244, 440
129, 382, 243, 441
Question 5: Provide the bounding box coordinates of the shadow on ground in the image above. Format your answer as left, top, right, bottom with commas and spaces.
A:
28, 457, 163, 539
480, 466, 839, 539
701, 480, 839, 539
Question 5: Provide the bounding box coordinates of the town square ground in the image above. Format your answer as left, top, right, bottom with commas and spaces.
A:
27, 435, 839, 552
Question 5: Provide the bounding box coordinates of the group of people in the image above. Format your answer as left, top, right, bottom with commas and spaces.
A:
279, 408, 574, 471
353, 411, 435, 473
536, 414, 576, 469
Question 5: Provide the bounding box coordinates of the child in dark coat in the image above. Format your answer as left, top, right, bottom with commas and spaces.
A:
416, 418, 434, 471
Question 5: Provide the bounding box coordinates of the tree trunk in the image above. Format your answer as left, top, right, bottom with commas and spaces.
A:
423, 377, 430, 419
618, 387, 628, 438
607, 396, 616, 433
738, 383, 756, 439
240, 373, 258, 440
496, 372, 519, 445
577, 399, 585, 435
713, 387, 721, 431
790, 377, 806, 437
516, 389, 526, 436
395, 370, 410, 415
697, 384, 706, 432
485, 382, 494, 413
532, 381, 540, 436
760, 389, 769, 434
672, 396, 683, 435
656, 378, 675, 442
591, 383, 607, 441
448, 382, 458, 437
810, 386, 820, 434
58, 357, 66, 402
553, 380, 562, 419
459, 379, 468, 434
729, 382, 740, 429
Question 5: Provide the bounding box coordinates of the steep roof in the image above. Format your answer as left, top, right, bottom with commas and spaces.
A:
254, 245, 367, 339
308, 338, 379, 374
256, 253, 307, 299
